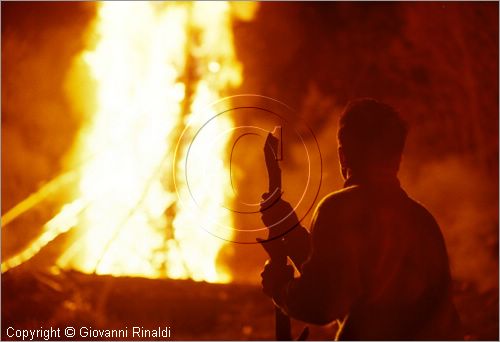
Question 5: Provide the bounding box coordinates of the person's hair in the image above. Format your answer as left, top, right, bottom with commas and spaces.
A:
337, 98, 408, 172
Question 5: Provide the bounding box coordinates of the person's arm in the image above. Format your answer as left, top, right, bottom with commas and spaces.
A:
260, 196, 311, 270
265, 199, 363, 325
283, 223, 311, 271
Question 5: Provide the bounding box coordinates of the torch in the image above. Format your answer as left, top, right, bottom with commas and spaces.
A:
261, 126, 291, 341
261, 127, 309, 341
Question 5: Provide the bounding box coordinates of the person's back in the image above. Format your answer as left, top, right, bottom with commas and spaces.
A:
316, 179, 462, 339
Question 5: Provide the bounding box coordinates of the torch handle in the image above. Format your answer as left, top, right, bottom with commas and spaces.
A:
263, 129, 293, 340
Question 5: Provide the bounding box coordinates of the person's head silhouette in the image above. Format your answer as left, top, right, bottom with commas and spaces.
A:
337, 98, 407, 180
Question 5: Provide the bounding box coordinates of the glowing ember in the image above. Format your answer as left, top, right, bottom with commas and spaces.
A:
48, 2, 256, 282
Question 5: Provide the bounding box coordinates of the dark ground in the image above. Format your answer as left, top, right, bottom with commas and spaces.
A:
2, 267, 498, 341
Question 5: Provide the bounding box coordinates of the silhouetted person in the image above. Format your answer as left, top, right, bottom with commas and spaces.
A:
260, 98, 463, 340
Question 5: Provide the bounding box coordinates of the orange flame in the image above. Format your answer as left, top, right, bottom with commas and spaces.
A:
3, 2, 257, 282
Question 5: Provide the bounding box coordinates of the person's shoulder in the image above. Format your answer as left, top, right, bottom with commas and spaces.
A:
405, 195, 440, 227
404, 194, 449, 259
317, 185, 364, 210
311, 186, 366, 235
